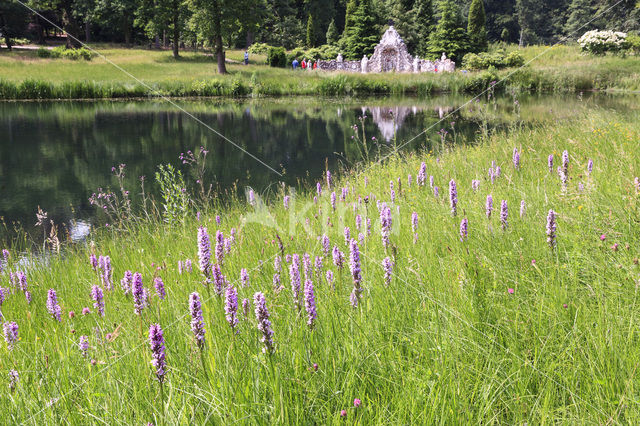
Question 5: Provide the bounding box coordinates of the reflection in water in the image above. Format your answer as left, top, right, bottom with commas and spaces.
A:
0, 93, 634, 244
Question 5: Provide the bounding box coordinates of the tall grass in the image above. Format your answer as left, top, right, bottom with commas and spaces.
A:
1, 108, 640, 423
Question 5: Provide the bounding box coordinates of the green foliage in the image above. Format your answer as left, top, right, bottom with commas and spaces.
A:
47, 46, 94, 61
306, 14, 316, 47
340, 0, 380, 60
248, 42, 271, 55
267, 46, 287, 67
462, 49, 524, 69
426, 0, 469, 62
413, 0, 434, 56
326, 18, 339, 45
155, 164, 189, 224
305, 44, 340, 60
501, 27, 509, 41
467, 0, 488, 52
627, 33, 640, 55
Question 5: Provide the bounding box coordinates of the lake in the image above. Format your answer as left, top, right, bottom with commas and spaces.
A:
0, 93, 635, 245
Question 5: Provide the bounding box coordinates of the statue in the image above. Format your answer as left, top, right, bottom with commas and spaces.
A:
413, 57, 419, 73
361, 56, 369, 73
441, 52, 447, 61
336, 53, 343, 62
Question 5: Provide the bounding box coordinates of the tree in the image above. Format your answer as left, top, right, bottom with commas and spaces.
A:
138, 0, 190, 58
341, 0, 357, 38
340, 0, 379, 59
326, 17, 338, 44
426, 0, 469, 62
189, 0, 261, 73
413, 0, 433, 56
0, 0, 29, 50
467, 0, 487, 52
564, 0, 597, 38
305, 0, 335, 45
306, 13, 315, 46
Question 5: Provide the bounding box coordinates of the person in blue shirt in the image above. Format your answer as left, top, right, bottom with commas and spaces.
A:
244, 51, 249, 65
292, 58, 299, 69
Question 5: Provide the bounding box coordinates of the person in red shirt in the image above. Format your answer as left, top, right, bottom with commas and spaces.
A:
313, 60, 317, 70
301, 59, 307, 69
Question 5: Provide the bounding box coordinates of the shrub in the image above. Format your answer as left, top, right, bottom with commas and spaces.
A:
267, 46, 287, 68
48, 46, 93, 61
627, 33, 640, 55
462, 49, 524, 70
247, 42, 271, 55
306, 44, 340, 60
577, 30, 628, 55
36, 47, 51, 58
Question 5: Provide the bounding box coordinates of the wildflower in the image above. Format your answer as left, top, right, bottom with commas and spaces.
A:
472, 179, 480, 191
434, 186, 439, 197
78, 335, 89, 357
411, 212, 418, 243
189, 292, 206, 348
562, 150, 569, 177
322, 235, 331, 257
197, 226, 211, 279
249, 189, 255, 205
304, 280, 317, 329
326, 270, 335, 289
460, 218, 468, 241
68, 311, 75, 319
612, 243, 619, 251
380, 203, 392, 248
548, 154, 553, 173
253, 292, 274, 354
98, 256, 113, 291
90, 254, 98, 271
154, 277, 166, 300
634, 177, 639, 193
317, 182, 322, 197
382, 257, 393, 287
495, 166, 502, 177
600, 234, 606, 241
121, 270, 133, 294
24, 291, 31, 304
366, 217, 372, 235
82, 307, 91, 315
314, 256, 323, 279
212, 264, 225, 296
47, 288, 62, 321
349, 239, 363, 306
354, 398, 362, 408
283, 195, 290, 209
486, 195, 493, 219
91, 285, 105, 317
326, 170, 332, 189
343, 226, 351, 246
240, 268, 249, 287
272, 272, 281, 290
587, 159, 593, 176
14, 271, 27, 292
578, 182, 584, 192
508, 288, 515, 294
417, 162, 426, 185
290, 254, 302, 311
9, 370, 18, 392
3, 321, 18, 350
184, 259, 192, 272
520, 200, 526, 218
215, 215, 221, 225
429, 175, 434, 188
225, 285, 239, 332
330, 192, 337, 210
148, 324, 167, 383
488, 167, 495, 184
355, 214, 362, 231
449, 179, 458, 217
500, 200, 508, 230
132, 273, 147, 315
513, 147, 520, 169
546, 209, 557, 249
332, 246, 345, 269
340, 410, 347, 418
408, 174, 412, 186
215, 230, 224, 266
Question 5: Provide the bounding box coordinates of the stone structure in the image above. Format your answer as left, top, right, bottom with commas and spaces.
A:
317, 26, 455, 74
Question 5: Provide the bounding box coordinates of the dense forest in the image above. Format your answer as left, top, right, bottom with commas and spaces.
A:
1, 0, 639, 67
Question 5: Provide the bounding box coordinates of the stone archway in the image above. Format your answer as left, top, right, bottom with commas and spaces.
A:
381, 48, 397, 72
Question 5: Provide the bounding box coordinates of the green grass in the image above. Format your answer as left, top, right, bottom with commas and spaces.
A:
1, 44, 640, 99
2, 106, 640, 423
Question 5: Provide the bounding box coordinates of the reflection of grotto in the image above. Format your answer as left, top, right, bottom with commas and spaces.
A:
364, 106, 453, 141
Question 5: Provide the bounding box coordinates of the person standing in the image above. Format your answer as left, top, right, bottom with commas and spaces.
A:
292, 58, 299, 69
244, 51, 249, 65
301, 58, 307, 70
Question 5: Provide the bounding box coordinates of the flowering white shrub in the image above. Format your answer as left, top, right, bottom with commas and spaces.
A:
578, 30, 628, 55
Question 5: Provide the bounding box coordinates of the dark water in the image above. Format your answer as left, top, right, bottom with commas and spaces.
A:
0, 93, 635, 244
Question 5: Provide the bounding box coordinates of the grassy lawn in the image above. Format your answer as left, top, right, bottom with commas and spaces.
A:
1, 44, 640, 98
2, 106, 640, 423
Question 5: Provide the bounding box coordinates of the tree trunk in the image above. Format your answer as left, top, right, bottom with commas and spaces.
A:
519, 29, 524, 47
62, 2, 82, 48
4, 35, 12, 51
123, 17, 132, 47
85, 19, 91, 42
246, 31, 254, 49
155, 34, 160, 49
212, 0, 227, 74
172, 4, 179, 59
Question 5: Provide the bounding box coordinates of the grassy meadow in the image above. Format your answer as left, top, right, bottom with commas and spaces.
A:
1, 104, 640, 423
1, 44, 640, 99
